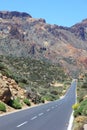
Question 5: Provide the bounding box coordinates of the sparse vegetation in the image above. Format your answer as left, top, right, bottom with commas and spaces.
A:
8, 98, 22, 109
23, 98, 31, 106
0, 102, 6, 112
0, 55, 70, 102
73, 73, 87, 130
74, 99, 87, 117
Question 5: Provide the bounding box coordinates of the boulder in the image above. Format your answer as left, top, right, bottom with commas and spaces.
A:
0, 84, 12, 103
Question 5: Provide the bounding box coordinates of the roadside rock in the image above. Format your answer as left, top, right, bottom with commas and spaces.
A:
0, 73, 27, 103
0, 79, 12, 103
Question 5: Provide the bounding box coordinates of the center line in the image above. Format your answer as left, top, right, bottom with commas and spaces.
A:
17, 121, 28, 128
38, 113, 44, 116
31, 116, 37, 120
47, 109, 50, 112
52, 106, 54, 109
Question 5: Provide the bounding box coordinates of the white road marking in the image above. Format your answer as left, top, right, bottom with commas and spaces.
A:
55, 105, 58, 107
67, 111, 74, 130
31, 116, 37, 120
52, 106, 54, 109
38, 113, 44, 116
17, 121, 28, 128
47, 109, 50, 112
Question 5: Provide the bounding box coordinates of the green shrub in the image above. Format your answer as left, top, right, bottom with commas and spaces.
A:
0, 63, 5, 70
2, 69, 13, 78
74, 99, 87, 117
72, 103, 80, 110
32, 96, 42, 104
74, 109, 80, 117
50, 90, 58, 95
0, 102, 6, 112
78, 105, 84, 115
43, 95, 55, 101
41, 97, 45, 103
23, 98, 31, 106
80, 99, 87, 106
8, 98, 22, 109
81, 82, 87, 88
82, 104, 87, 115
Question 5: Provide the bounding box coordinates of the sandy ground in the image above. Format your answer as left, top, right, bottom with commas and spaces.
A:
51, 82, 63, 87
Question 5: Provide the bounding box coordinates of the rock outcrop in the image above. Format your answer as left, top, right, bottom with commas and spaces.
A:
0, 11, 32, 19
0, 74, 11, 103
0, 73, 26, 103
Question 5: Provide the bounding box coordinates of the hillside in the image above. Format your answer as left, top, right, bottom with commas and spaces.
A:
0, 55, 70, 113
0, 55, 69, 101
0, 72, 27, 114
72, 73, 87, 130
0, 11, 87, 77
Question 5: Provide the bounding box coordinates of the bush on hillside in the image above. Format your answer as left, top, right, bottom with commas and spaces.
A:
8, 98, 22, 109
23, 98, 31, 106
41, 97, 45, 103
0, 102, 6, 112
72, 103, 80, 110
0, 63, 5, 70
74, 99, 87, 117
81, 82, 87, 88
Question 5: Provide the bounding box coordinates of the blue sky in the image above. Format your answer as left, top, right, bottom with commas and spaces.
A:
0, 0, 87, 27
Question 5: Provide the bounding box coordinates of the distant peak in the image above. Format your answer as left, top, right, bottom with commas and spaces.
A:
82, 18, 87, 23
0, 11, 32, 19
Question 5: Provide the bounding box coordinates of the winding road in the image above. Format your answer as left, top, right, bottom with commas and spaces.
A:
0, 80, 77, 130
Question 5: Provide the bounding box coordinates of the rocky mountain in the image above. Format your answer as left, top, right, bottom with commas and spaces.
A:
0, 11, 87, 76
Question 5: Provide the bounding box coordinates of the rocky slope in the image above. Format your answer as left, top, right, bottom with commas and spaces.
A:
0, 11, 87, 76
0, 73, 27, 114
0, 73, 26, 103
0, 71, 45, 114
0, 55, 69, 103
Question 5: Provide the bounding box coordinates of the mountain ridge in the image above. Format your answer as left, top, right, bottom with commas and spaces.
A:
0, 11, 32, 19
0, 11, 87, 76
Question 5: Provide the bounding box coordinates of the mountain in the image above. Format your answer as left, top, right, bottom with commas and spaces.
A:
0, 11, 87, 77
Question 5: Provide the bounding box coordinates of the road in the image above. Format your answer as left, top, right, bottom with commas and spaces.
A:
0, 80, 77, 130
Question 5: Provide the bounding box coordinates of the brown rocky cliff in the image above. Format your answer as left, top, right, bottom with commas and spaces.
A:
0, 73, 26, 103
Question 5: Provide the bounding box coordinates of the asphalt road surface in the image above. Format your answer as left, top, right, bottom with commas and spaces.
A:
0, 80, 77, 130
